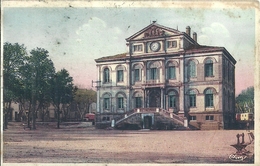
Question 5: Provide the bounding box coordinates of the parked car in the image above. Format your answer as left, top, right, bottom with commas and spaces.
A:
84, 113, 95, 122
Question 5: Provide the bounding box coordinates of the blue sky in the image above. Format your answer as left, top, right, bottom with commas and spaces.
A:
2, 2, 256, 95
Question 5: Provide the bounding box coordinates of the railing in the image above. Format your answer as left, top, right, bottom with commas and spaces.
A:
159, 109, 185, 125
115, 107, 186, 126
115, 112, 139, 125
133, 107, 158, 112
144, 80, 161, 84
142, 80, 164, 87
115, 108, 157, 125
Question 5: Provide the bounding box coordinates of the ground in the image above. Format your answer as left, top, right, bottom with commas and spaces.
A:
2, 122, 254, 165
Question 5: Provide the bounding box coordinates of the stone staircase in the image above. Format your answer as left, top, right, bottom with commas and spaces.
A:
115, 108, 188, 130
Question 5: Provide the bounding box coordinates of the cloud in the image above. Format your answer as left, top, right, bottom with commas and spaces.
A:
198, 22, 230, 46
75, 17, 124, 57
76, 17, 107, 35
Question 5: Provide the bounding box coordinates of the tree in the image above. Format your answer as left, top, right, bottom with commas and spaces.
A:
3, 42, 27, 129
235, 86, 254, 113
51, 69, 74, 128
25, 48, 55, 129
74, 89, 97, 120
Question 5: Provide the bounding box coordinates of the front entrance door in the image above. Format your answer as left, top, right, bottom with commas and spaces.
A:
148, 89, 161, 107
143, 116, 152, 129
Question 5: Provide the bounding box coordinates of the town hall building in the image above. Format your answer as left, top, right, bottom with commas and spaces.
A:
95, 21, 236, 130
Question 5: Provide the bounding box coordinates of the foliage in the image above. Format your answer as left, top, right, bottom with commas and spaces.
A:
51, 69, 74, 128
28, 48, 55, 104
3, 42, 75, 130
3, 43, 27, 103
3, 42, 27, 129
235, 86, 254, 113
74, 88, 97, 119
26, 48, 56, 129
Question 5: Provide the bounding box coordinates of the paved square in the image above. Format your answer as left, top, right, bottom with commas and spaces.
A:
3, 122, 254, 163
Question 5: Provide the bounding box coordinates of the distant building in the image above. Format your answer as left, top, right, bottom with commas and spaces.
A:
95, 22, 236, 130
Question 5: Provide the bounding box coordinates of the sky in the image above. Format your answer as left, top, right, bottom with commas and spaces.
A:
2, 1, 256, 95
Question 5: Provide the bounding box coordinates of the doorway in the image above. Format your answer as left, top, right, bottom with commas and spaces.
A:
142, 113, 154, 129
147, 88, 161, 107
143, 116, 152, 129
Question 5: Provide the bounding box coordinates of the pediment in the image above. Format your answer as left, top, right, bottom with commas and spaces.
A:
126, 23, 182, 41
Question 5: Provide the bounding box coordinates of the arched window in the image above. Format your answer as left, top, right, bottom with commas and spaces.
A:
188, 61, 196, 78
103, 93, 111, 110
133, 92, 143, 108
168, 91, 177, 108
116, 66, 124, 82
205, 59, 213, 77
133, 64, 142, 82
147, 61, 160, 80
167, 62, 177, 80
103, 68, 110, 83
117, 97, 124, 109
205, 88, 214, 107
150, 68, 157, 80
188, 89, 197, 107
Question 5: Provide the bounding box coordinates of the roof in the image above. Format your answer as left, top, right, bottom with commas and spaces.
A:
95, 53, 128, 62
185, 45, 224, 53
184, 45, 236, 64
95, 22, 236, 64
95, 45, 236, 64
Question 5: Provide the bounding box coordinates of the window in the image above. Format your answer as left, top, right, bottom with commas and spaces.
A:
150, 68, 157, 80
135, 97, 142, 108
117, 70, 123, 82
134, 69, 140, 81
148, 61, 160, 80
188, 61, 196, 77
189, 94, 196, 107
205, 59, 213, 77
168, 91, 177, 108
104, 98, 110, 109
189, 116, 196, 121
133, 44, 143, 52
118, 97, 124, 109
102, 117, 110, 121
169, 95, 176, 108
168, 66, 176, 79
205, 89, 214, 107
189, 90, 196, 107
167, 41, 177, 48
189, 95, 196, 107
103, 68, 110, 83
206, 115, 214, 120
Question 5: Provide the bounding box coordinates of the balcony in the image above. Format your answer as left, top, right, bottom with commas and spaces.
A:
142, 79, 164, 88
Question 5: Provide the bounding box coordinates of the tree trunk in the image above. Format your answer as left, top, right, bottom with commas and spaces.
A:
4, 112, 8, 130
57, 106, 60, 129
27, 102, 32, 129
76, 104, 83, 121
32, 94, 37, 130
41, 108, 45, 122
4, 102, 12, 129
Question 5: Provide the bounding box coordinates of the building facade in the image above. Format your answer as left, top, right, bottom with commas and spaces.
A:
95, 22, 236, 130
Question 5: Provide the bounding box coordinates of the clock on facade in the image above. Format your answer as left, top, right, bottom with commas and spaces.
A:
150, 42, 160, 52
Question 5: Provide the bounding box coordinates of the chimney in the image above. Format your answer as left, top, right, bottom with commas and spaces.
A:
193, 32, 197, 42
186, 26, 191, 36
